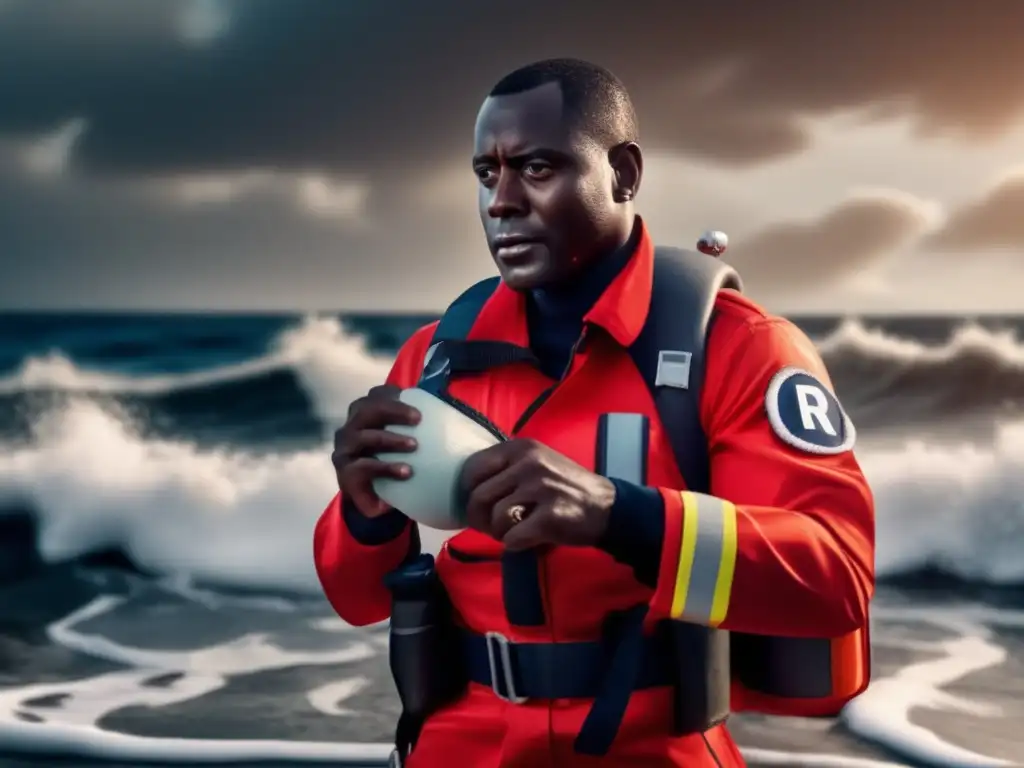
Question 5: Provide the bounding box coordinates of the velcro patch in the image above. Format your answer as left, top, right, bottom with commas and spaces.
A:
764, 367, 856, 455
654, 350, 692, 390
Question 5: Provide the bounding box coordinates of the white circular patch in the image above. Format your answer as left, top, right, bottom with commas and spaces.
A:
764, 366, 856, 455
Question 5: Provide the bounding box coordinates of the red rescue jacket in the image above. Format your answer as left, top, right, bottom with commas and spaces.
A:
314, 222, 875, 767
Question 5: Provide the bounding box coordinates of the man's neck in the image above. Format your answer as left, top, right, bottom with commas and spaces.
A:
524, 218, 639, 379
530, 218, 640, 321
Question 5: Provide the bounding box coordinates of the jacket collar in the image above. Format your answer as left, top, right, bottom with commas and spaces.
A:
469, 216, 654, 349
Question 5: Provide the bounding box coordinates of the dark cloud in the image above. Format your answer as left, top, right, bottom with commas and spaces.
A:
2, 0, 1023, 310
0, 137, 492, 311
1, 0, 1023, 180
927, 172, 1024, 252
727, 192, 938, 292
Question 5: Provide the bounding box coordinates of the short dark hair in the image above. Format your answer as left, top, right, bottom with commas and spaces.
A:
488, 58, 639, 149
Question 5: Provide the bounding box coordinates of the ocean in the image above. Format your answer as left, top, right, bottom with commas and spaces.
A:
0, 311, 1022, 768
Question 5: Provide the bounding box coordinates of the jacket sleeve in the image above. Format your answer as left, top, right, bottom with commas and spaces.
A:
312, 322, 438, 627
645, 314, 875, 638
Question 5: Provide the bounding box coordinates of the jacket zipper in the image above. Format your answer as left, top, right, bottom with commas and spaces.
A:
438, 392, 510, 442
445, 331, 588, 572
511, 325, 590, 435
507, 324, 590, 642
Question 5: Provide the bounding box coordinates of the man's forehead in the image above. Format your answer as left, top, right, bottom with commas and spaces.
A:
474, 82, 569, 148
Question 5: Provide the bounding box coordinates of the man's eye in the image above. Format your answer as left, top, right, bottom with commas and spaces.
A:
475, 167, 497, 184
524, 163, 553, 179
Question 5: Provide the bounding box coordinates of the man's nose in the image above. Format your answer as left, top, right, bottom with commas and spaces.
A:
487, 170, 527, 219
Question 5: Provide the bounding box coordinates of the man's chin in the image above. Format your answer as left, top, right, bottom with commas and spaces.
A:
499, 264, 553, 292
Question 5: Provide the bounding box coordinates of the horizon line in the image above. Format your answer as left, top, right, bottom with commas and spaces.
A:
0, 309, 1021, 319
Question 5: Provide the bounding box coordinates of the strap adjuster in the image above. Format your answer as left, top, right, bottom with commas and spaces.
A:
484, 631, 528, 704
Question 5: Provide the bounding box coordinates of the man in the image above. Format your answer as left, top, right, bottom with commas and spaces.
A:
315, 59, 875, 767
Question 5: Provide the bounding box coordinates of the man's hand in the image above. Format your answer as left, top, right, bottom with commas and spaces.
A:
459, 439, 616, 551
332, 385, 421, 518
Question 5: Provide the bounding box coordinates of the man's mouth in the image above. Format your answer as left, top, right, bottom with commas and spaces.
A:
493, 235, 542, 261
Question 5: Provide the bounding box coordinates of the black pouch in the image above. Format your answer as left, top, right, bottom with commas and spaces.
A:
385, 554, 467, 759
667, 622, 731, 735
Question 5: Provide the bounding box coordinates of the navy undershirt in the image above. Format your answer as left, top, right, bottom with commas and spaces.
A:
345, 229, 667, 589
525, 238, 633, 379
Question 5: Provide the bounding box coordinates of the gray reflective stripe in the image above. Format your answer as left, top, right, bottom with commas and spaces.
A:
674, 492, 736, 626
599, 413, 647, 485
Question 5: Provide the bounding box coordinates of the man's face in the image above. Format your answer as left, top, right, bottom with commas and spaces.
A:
473, 83, 621, 291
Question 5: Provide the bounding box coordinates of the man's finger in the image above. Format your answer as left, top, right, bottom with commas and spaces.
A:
333, 444, 407, 472
349, 399, 422, 431
346, 395, 369, 420
347, 385, 400, 421
463, 463, 524, 533
344, 457, 412, 517
349, 429, 417, 457
489, 494, 535, 542
333, 421, 351, 453
367, 384, 402, 399
500, 507, 551, 552
348, 456, 413, 480
460, 442, 517, 494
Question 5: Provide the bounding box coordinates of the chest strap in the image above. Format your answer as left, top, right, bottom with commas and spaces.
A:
461, 623, 673, 703
460, 607, 729, 754
466, 603, 660, 755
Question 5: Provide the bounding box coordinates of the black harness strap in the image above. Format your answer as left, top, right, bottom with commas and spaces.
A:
626, 247, 741, 743
418, 277, 503, 398
628, 247, 742, 494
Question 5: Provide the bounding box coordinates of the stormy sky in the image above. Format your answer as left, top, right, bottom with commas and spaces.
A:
1, 0, 1023, 313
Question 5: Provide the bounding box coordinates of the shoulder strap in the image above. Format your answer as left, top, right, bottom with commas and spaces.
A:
418, 277, 502, 395
628, 247, 742, 494
429, 276, 502, 343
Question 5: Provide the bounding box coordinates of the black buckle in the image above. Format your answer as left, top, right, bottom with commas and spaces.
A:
484, 631, 528, 704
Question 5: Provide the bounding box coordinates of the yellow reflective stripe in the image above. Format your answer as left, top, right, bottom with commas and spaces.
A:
669, 492, 698, 619
709, 501, 738, 625
670, 491, 738, 627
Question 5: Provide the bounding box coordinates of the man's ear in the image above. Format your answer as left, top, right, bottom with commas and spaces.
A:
610, 142, 643, 202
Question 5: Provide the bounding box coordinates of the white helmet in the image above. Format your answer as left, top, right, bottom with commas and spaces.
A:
373, 388, 502, 530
